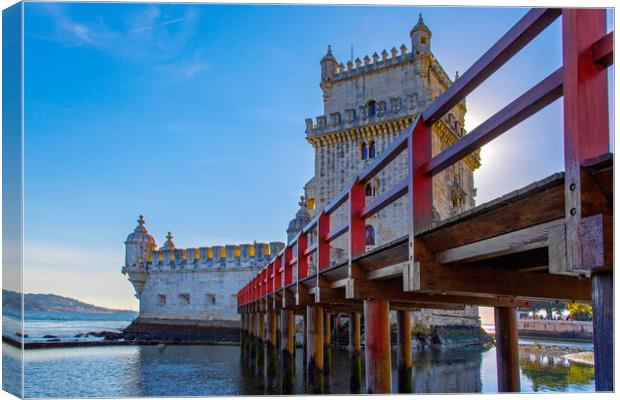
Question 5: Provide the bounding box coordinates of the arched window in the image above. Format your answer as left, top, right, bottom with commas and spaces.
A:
421, 37, 427, 45
367, 100, 377, 117
365, 183, 374, 197
365, 225, 375, 246
369, 141, 376, 159
360, 142, 368, 160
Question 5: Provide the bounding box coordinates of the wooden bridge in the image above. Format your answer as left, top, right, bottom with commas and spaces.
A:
237, 8, 614, 394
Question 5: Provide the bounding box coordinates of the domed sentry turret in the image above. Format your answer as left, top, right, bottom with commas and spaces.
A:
320, 45, 338, 82
122, 215, 157, 298
287, 195, 312, 242
410, 13, 431, 57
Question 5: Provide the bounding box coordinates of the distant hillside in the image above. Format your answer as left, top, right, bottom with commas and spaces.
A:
2, 290, 135, 314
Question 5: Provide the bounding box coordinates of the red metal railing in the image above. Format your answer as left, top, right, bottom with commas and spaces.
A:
238, 8, 613, 307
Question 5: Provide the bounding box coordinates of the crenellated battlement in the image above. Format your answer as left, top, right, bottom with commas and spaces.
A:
333, 44, 412, 81
147, 242, 285, 272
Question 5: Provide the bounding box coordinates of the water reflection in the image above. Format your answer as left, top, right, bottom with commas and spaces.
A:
6, 342, 594, 397
519, 349, 594, 392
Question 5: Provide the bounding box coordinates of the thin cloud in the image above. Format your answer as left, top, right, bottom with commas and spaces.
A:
132, 17, 187, 33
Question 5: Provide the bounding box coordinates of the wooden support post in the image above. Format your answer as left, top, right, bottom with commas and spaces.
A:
592, 269, 613, 391
249, 313, 257, 366
265, 310, 278, 392
494, 307, 520, 392
306, 305, 324, 394
280, 309, 295, 394
241, 313, 248, 361
349, 311, 362, 393
324, 311, 332, 376
364, 299, 392, 394
256, 312, 265, 379
397, 310, 413, 393
302, 312, 308, 371
334, 315, 340, 347
562, 9, 610, 273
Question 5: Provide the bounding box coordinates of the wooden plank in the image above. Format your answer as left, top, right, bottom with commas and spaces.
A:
562, 9, 610, 273
436, 219, 564, 264
422, 8, 561, 124
419, 173, 566, 252
548, 222, 569, 275
366, 262, 406, 280
418, 262, 592, 302
580, 214, 613, 271
592, 30, 614, 67
346, 277, 533, 307
422, 68, 563, 177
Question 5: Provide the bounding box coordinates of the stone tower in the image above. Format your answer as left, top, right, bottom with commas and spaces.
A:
303, 15, 481, 328
123, 215, 157, 298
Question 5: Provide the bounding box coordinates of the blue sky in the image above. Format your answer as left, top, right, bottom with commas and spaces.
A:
21, 3, 613, 310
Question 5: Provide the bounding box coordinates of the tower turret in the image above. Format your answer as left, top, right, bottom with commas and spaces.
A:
122, 215, 157, 298
287, 195, 312, 242
320, 45, 338, 81
410, 13, 431, 56
161, 231, 176, 250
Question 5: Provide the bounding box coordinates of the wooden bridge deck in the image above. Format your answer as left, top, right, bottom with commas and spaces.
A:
237, 8, 614, 394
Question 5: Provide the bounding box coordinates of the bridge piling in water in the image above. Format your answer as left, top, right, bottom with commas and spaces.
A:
397, 310, 413, 393
280, 309, 295, 394
306, 305, 324, 394
494, 307, 520, 392
265, 310, 278, 391
364, 299, 391, 394
348, 311, 362, 393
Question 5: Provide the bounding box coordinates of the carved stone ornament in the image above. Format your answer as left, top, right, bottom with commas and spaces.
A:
330, 112, 341, 127
377, 101, 387, 117
345, 108, 356, 123
390, 97, 402, 114
359, 105, 368, 120
305, 118, 314, 133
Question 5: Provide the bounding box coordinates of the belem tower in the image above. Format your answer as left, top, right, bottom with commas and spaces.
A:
122, 15, 482, 338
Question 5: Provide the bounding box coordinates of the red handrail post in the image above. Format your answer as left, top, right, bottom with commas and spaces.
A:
406, 117, 433, 291
317, 212, 330, 271
349, 178, 366, 258
297, 232, 309, 280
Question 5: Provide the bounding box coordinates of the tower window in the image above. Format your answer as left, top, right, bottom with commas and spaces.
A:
367, 100, 377, 117
421, 37, 427, 45
307, 197, 315, 210
206, 294, 216, 306
360, 142, 368, 160
179, 293, 190, 305
369, 141, 376, 159
157, 294, 166, 306
365, 225, 375, 246
365, 183, 374, 197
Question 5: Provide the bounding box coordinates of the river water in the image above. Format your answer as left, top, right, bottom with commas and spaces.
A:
3, 341, 594, 397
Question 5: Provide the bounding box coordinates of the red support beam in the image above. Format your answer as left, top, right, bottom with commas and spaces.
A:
274, 255, 282, 291
349, 177, 366, 258
317, 212, 330, 271
562, 9, 610, 273
297, 232, 308, 280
